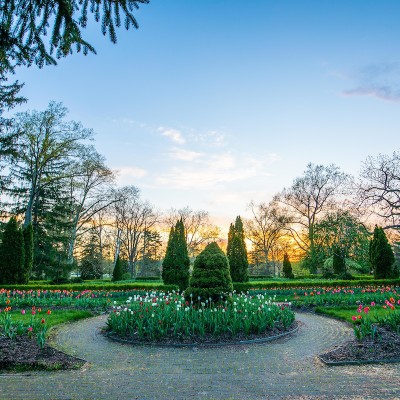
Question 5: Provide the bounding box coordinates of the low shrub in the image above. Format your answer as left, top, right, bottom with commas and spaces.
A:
135, 276, 161, 281
1, 283, 179, 291
233, 278, 400, 292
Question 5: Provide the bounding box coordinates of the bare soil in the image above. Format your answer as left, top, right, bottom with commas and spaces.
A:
0, 335, 86, 372
320, 327, 400, 363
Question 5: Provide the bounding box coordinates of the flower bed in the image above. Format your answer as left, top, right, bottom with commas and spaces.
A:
106, 291, 295, 345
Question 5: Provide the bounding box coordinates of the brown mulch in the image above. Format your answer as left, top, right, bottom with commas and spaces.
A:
0, 335, 86, 372
105, 321, 298, 346
320, 327, 400, 364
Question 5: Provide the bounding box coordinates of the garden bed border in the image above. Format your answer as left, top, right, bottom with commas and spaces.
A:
104, 322, 299, 348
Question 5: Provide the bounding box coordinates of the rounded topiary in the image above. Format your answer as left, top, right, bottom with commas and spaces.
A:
186, 242, 233, 303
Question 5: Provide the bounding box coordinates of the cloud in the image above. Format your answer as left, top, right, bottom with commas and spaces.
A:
155, 152, 271, 189
190, 130, 226, 147
158, 126, 185, 144
342, 62, 400, 103
168, 147, 203, 162
115, 166, 147, 184
343, 85, 400, 102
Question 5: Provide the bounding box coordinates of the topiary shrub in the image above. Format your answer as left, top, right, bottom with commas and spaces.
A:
162, 219, 190, 291
186, 242, 233, 303
282, 253, 294, 279
112, 255, 124, 282
227, 216, 249, 282
370, 226, 395, 279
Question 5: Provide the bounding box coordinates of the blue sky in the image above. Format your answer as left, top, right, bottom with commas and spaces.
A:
12, 0, 400, 223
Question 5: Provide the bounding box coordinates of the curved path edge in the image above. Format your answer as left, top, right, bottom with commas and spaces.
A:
1, 312, 399, 399
105, 322, 299, 348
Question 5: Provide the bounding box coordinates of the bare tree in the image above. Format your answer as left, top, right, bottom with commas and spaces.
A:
65, 147, 117, 264
358, 151, 400, 230
164, 206, 220, 257
273, 163, 349, 255
245, 201, 290, 275
113, 186, 159, 278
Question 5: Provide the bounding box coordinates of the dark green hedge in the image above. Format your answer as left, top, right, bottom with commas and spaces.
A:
233, 278, 400, 292
134, 276, 162, 281
1, 283, 179, 291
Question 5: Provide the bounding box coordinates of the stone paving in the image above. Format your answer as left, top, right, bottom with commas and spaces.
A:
1, 312, 400, 399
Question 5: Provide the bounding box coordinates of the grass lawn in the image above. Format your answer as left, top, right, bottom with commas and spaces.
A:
7, 309, 94, 328
315, 305, 394, 324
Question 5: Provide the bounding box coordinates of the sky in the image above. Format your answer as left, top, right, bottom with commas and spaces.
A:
10, 0, 400, 226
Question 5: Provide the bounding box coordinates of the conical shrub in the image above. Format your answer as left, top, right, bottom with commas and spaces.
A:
186, 242, 233, 303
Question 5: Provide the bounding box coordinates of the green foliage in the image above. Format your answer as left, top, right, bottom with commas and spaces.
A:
282, 253, 294, 279
301, 248, 324, 274
0, 283, 180, 291
80, 258, 103, 280
0, 217, 25, 284
227, 216, 249, 282
162, 219, 190, 291
0, 0, 149, 112
112, 255, 123, 282
232, 278, 400, 292
79, 234, 103, 280
332, 245, 346, 275
186, 242, 233, 302
107, 292, 295, 341
370, 226, 395, 279
313, 210, 371, 272
22, 223, 33, 284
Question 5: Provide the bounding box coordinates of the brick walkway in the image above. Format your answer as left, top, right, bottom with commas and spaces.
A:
1, 313, 400, 399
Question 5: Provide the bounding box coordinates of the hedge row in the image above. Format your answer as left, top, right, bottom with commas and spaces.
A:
233, 278, 400, 292
1, 283, 179, 292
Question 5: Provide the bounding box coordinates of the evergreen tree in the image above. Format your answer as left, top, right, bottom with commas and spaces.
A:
370, 226, 395, 279
227, 216, 249, 282
161, 219, 190, 291
186, 242, 233, 303
162, 226, 175, 284
112, 255, 123, 282
332, 245, 346, 276
22, 223, 34, 283
80, 233, 103, 280
0, 217, 25, 284
1, 1, 149, 111
282, 253, 294, 279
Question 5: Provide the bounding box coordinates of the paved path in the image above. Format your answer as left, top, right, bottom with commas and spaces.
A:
1, 313, 400, 399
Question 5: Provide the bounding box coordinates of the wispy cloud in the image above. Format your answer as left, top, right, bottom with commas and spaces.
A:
115, 166, 147, 184
155, 153, 271, 189
342, 62, 400, 103
168, 147, 203, 162
158, 126, 185, 144
189, 130, 226, 147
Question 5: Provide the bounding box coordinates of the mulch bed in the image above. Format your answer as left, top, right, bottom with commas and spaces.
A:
105, 321, 298, 346
0, 335, 86, 372
320, 327, 400, 364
